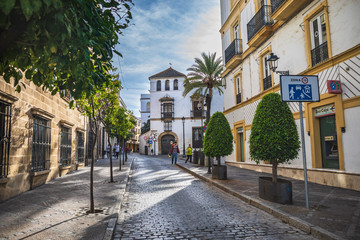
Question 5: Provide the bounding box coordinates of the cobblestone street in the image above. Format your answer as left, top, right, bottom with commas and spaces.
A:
113, 156, 315, 239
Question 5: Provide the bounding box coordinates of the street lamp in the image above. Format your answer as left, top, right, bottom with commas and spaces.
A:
266, 53, 289, 75
182, 116, 185, 157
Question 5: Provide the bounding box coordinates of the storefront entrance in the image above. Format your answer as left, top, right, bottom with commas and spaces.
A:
161, 134, 175, 155
319, 115, 339, 169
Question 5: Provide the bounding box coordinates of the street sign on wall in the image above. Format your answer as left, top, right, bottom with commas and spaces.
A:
280, 75, 320, 102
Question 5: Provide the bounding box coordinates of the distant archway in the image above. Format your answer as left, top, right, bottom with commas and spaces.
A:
158, 132, 178, 154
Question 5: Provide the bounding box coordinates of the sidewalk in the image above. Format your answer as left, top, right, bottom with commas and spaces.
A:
0, 155, 135, 240
174, 158, 360, 240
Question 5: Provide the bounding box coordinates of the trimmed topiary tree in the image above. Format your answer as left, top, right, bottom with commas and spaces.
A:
203, 112, 233, 166
249, 93, 300, 183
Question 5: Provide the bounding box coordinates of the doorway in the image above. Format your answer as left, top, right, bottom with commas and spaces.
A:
319, 115, 339, 169
237, 127, 244, 162
161, 134, 175, 155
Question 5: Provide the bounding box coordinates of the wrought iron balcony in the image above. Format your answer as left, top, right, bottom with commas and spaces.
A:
263, 75, 272, 91
247, 5, 273, 41
190, 109, 206, 118
161, 112, 174, 120
224, 38, 243, 64
311, 42, 328, 66
271, 0, 286, 13
236, 93, 242, 104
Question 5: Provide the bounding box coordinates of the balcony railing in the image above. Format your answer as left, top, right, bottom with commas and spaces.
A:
224, 38, 243, 64
236, 93, 242, 104
311, 42, 328, 66
247, 5, 273, 41
271, 0, 286, 13
263, 75, 272, 91
190, 109, 206, 118
161, 112, 174, 120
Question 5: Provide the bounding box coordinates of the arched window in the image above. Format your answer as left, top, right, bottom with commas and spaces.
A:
156, 80, 161, 91
146, 102, 150, 112
165, 80, 170, 91
174, 79, 178, 90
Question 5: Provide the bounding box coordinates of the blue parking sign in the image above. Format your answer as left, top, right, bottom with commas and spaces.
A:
280, 75, 319, 102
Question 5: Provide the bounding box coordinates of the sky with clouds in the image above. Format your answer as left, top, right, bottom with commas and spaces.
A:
113, 0, 222, 117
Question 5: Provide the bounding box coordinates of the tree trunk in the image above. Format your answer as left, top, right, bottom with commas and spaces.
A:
272, 160, 278, 183
206, 93, 213, 172
122, 138, 125, 165
118, 142, 122, 171
107, 135, 113, 182
217, 156, 221, 166
89, 130, 98, 213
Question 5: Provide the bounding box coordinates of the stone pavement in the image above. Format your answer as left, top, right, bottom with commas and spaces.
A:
0, 155, 135, 240
171, 156, 360, 240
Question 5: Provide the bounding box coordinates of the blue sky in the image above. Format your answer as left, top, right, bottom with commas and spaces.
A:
113, 0, 222, 117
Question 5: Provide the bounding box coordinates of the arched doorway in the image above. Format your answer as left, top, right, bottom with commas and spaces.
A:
161, 134, 175, 155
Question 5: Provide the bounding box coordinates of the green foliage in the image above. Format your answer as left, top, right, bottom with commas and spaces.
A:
183, 52, 223, 123
0, 0, 133, 99
203, 112, 233, 158
249, 93, 300, 164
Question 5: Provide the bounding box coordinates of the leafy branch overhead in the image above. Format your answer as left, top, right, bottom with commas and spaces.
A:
0, 0, 133, 99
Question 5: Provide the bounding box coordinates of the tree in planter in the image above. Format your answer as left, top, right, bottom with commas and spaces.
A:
249, 93, 300, 183
203, 112, 233, 169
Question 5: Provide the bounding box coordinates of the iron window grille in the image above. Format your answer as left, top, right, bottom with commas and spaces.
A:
224, 38, 243, 64
164, 121, 172, 132
271, 0, 286, 13
174, 79, 178, 90
161, 102, 174, 120
192, 127, 203, 148
87, 130, 94, 162
77, 131, 85, 164
60, 126, 72, 166
263, 75, 272, 91
311, 42, 328, 66
156, 80, 161, 91
247, 5, 273, 41
236, 93, 242, 104
0, 101, 12, 178
32, 116, 51, 172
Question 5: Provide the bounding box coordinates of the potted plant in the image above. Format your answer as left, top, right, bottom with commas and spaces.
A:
203, 112, 233, 180
249, 93, 300, 204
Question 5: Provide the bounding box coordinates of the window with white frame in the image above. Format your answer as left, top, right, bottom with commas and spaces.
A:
164, 121, 172, 131
310, 12, 328, 66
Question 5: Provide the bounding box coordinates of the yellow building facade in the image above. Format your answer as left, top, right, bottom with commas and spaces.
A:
220, 0, 360, 190
0, 77, 92, 202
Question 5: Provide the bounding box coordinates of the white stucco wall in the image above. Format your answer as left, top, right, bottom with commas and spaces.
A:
342, 106, 360, 173
221, 0, 360, 173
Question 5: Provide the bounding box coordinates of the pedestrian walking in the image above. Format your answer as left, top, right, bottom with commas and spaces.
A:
169, 141, 180, 164
185, 144, 192, 163
115, 143, 120, 159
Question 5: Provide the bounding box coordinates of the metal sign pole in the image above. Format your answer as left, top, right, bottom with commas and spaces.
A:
299, 102, 310, 209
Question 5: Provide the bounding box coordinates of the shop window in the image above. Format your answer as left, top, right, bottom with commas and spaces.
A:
32, 116, 51, 171
0, 101, 12, 178
60, 126, 72, 166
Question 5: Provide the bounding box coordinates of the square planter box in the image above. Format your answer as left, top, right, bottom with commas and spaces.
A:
212, 165, 227, 180
258, 176, 292, 204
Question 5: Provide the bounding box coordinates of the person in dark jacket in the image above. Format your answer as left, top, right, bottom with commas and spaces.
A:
169, 141, 180, 164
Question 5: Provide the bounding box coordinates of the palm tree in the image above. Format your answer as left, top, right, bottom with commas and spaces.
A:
183, 52, 223, 173
183, 52, 223, 125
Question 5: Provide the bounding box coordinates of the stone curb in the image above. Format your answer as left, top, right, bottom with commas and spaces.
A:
103, 158, 135, 240
176, 164, 345, 240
